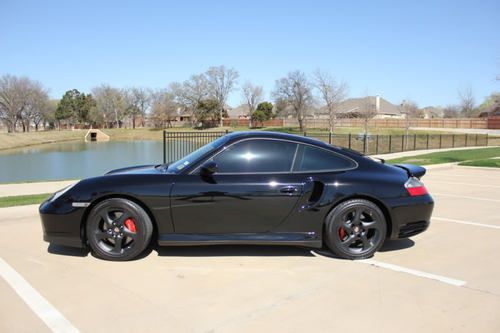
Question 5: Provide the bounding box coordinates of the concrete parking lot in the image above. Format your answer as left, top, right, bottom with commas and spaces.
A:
1, 166, 499, 333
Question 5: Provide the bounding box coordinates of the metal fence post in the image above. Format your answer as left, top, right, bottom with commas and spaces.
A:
363, 134, 367, 155
475, 134, 478, 146
163, 130, 166, 164
401, 135, 404, 151
426, 134, 429, 149
304, 131, 307, 137
389, 135, 392, 153
329, 132, 332, 145
452, 134, 455, 148
439, 134, 442, 148
465, 134, 468, 147
486, 134, 489, 146
375, 135, 379, 154
348, 133, 352, 149
414, 134, 417, 150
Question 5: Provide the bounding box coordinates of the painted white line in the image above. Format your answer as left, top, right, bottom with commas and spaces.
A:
358, 259, 466, 287
0, 257, 79, 333
426, 180, 500, 189
433, 217, 500, 230
432, 193, 500, 203
310, 251, 466, 287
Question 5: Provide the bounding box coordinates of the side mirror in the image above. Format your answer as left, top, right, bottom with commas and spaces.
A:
200, 161, 218, 176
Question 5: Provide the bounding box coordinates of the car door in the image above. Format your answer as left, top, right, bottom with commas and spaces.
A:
170, 139, 305, 233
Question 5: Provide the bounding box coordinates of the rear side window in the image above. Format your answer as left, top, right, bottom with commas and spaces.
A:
213, 139, 297, 173
293, 144, 356, 172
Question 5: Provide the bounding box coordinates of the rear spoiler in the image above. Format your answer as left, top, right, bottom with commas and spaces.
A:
393, 164, 426, 178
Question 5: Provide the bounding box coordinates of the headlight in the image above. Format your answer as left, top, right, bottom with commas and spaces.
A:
50, 183, 77, 202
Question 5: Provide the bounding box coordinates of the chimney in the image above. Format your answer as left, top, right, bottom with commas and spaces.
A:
375, 95, 380, 112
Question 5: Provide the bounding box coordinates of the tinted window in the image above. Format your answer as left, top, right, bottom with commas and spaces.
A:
293, 145, 355, 172
213, 140, 297, 173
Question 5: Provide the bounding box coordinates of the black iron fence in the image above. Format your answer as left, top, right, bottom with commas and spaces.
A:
163, 131, 489, 163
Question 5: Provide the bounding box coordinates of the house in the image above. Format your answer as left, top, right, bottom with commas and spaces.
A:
227, 104, 250, 119
422, 106, 444, 119
336, 96, 403, 119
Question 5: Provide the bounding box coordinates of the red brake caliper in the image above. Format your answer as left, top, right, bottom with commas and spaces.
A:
124, 218, 137, 233
338, 227, 346, 241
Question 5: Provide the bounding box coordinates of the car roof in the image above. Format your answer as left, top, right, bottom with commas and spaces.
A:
225, 131, 333, 148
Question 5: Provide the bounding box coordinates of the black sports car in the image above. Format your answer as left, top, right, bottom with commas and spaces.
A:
40, 131, 434, 261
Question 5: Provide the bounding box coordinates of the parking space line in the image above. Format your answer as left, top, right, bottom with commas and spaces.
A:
0, 257, 79, 333
433, 217, 500, 230
358, 259, 466, 287
432, 193, 500, 203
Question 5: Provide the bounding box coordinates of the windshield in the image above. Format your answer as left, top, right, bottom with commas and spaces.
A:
166, 136, 229, 174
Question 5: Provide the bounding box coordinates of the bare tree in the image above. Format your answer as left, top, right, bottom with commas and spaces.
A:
0, 75, 48, 132
273, 71, 313, 132
92, 85, 126, 128
124, 87, 151, 129
150, 89, 178, 128
443, 105, 459, 118
206, 66, 239, 127
241, 81, 263, 126
400, 99, 420, 149
171, 74, 209, 125
458, 87, 475, 118
313, 70, 347, 132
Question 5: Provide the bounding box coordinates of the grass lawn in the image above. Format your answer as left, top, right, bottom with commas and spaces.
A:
386, 147, 500, 165
458, 158, 500, 168
1, 126, 456, 151
0, 193, 52, 208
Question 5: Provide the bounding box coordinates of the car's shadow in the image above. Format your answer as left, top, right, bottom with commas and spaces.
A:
47, 238, 415, 260
48, 244, 90, 257
155, 245, 315, 257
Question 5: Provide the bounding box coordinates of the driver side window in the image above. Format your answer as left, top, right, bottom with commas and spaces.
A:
211, 139, 297, 174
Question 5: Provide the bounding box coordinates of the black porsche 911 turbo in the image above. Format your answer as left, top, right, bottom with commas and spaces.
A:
40, 131, 434, 261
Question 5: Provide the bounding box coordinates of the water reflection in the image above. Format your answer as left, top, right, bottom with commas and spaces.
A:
0, 141, 168, 183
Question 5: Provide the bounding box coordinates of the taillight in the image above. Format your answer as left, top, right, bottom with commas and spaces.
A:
405, 177, 428, 196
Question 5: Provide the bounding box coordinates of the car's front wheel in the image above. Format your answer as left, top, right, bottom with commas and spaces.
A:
324, 199, 386, 260
86, 198, 153, 261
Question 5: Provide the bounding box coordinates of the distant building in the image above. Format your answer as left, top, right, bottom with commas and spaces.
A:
422, 106, 444, 119
336, 96, 403, 119
227, 104, 250, 119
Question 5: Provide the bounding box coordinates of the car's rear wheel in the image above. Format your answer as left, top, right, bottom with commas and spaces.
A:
324, 199, 386, 260
86, 198, 153, 261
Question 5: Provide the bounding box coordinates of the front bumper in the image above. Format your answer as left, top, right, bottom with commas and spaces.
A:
39, 199, 86, 248
386, 194, 434, 239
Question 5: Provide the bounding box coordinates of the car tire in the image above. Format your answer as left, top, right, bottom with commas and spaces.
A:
86, 198, 153, 261
324, 199, 386, 260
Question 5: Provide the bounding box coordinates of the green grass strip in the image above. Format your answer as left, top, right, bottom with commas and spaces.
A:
0, 193, 52, 208
458, 159, 500, 168
387, 147, 500, 165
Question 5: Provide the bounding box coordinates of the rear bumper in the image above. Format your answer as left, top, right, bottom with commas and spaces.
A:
39, 199, 86, 248
385, 194, 434, 239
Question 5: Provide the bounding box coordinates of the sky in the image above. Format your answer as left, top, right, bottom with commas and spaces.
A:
1, 0, 499, 108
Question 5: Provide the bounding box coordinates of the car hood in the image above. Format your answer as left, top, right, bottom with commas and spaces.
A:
105, 164, 163, 175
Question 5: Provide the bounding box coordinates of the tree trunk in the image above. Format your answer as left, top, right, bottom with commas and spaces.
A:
132, 116, 136, 129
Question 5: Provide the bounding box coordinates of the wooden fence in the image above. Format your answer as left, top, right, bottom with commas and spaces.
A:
283, 118, 499, 129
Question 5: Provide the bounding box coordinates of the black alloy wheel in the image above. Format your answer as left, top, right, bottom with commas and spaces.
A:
324, 199, 386, 260
86, 198, 153, 261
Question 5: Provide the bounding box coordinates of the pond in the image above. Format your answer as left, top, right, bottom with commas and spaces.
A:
0, 140, 175, 184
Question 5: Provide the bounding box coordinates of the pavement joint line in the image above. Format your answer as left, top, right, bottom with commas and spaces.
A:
433, 217, 500, 230
0, 256, 80, 333
357, 259, 467, 287
309, 251, 467, 287
431, 193, 500, 203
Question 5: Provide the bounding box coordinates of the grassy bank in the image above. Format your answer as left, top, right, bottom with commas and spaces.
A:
386, 147, 500, 165
458, 158, 500, 168
1, 126, 458, 151
0, 193, 51, 208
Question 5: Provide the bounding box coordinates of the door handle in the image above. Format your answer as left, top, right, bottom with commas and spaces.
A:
280, 186, 298, 194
